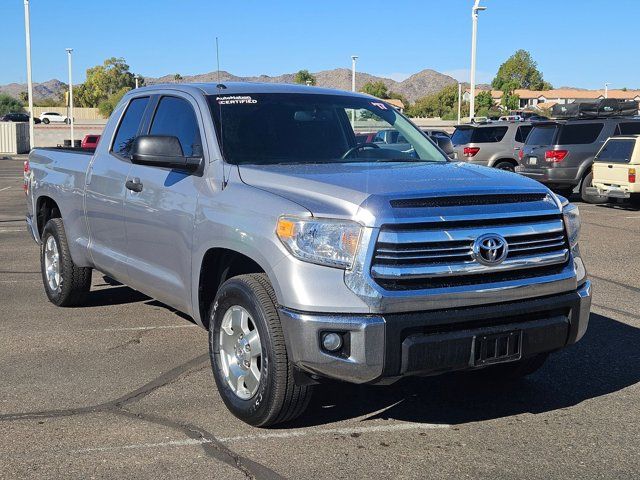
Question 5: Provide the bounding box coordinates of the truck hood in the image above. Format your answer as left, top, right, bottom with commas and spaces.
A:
237, 161, 556, 223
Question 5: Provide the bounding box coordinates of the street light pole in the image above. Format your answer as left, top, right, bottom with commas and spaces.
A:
604, 82, 611, 99
66, 48, 74, 144
135, 75, 139, 89
457, 82, 462, 124
23, 0, 34, 150
469, 0, 486, 121
351, 55, 358, 92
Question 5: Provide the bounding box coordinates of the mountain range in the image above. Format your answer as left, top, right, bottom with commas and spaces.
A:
0, 68, 460, 103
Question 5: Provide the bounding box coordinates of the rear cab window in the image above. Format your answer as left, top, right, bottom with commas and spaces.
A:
557, 123, 604, 145
596, 139, 636, 163
111, 96, 150, 157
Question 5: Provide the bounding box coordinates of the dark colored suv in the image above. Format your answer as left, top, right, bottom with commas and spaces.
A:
517, 117, 640, 202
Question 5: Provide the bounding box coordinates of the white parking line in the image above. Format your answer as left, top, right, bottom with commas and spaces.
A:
0, 186, 11, 192
0, 229, 23, 233
73, 422, 449, 454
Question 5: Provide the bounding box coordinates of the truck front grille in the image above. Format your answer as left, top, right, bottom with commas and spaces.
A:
371, 214, 569, 290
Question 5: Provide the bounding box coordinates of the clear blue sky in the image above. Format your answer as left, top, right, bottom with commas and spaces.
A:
2, 0, 638, 89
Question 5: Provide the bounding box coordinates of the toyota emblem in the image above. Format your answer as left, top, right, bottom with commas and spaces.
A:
473, 233, 508, 266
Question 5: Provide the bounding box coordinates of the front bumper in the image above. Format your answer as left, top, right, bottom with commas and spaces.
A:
280, 280, 591, 384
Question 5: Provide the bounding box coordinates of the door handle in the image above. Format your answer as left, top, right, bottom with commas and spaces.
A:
608, 165, 613, 168
125, 178, 143, 192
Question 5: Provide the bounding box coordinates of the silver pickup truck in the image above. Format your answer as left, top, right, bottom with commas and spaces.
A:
25, 83, 591, 427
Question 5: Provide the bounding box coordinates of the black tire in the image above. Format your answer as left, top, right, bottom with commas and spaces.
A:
40, 218, 92, 307
42, 118, 49, 125
630, 194, 640, 208
475, 353, 549, 381
580, 171, 607, 204
552, 187, 575, 199
208, 273, 313, 427
493, 160, 515, 172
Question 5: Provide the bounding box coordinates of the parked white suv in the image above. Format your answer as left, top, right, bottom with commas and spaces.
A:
39, 112, 69, 124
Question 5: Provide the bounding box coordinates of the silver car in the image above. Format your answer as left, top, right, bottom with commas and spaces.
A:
452, 121, 533, 171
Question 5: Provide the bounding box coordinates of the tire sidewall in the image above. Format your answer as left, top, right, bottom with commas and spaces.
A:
581, 171, 607, 204
494, 161, 515, 172
208, 279, 277, 424
40, 221, 64, 304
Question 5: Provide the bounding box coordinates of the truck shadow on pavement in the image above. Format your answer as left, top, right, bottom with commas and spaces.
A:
291, 313, 640, 427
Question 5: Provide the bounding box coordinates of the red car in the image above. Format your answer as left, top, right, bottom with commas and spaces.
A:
81, 134, 101, 150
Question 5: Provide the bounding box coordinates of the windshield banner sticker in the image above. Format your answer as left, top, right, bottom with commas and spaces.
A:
216, 95, 258, 105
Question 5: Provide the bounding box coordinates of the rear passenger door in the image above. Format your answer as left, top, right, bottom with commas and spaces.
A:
85, 95, 149, 282
124, 94, 205, 313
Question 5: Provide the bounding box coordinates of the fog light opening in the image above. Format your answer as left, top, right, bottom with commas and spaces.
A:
321, 332, 343, 352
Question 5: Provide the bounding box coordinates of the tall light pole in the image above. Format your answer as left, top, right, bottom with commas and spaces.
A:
23, 0, 35, 150
135, 74, 139, 89
457, 82, 462, 124
604, 82, 611, 99
66, 48, 74, 144
351, 55, 358, 92
469, 0, 486, 120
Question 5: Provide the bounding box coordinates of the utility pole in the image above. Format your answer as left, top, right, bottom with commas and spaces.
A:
469, 0, 486, 120
66, 48, 74, 144
135, 75, 139, 89
604, 82, 611, 99
457, 83, 462, 124
351, 55, 358, 92
23, 0, 35, 150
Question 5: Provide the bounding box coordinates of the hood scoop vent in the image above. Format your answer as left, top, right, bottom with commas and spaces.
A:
390, 193, 549, 209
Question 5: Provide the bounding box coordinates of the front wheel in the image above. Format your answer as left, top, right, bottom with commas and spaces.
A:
42, 118, 49, 124
208, 273, 313, 427
40, 218, 92, 306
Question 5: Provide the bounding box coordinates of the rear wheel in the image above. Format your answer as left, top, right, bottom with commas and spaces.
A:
630, 194, 640, 208
40, 218, 92, 306
208, 273, 313, 427
580, 171, 607, 204
42, 118, 49, 124
493, 160, 516, 172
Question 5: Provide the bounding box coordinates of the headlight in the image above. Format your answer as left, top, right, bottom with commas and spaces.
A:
276, 216, 362, 269
563, 203, 581, 248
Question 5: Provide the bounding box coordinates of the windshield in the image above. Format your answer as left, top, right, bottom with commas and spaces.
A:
207, 93, 446, 165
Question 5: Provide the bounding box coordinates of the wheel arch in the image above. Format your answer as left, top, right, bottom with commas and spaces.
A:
196, 247, 273, 329
35, 195, 62, 239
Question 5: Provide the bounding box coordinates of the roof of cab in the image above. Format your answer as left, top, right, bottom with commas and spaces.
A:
132, 81, 375, 100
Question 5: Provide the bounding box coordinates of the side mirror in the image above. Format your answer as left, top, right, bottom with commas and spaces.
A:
130, 135, 203, 172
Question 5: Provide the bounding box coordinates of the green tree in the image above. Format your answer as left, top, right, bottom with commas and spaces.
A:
293, 69, 316, 86
361, 81, 390, 99
0, 94, 25, 115
475, 90, 494, 111
406, 84, 459, 118
502, 91, 520, 111
18, 91, 29, 104
492, 50, 552, 91
174, 73, 183, 82
97, 86, 130, 117
75, 57, 143, 107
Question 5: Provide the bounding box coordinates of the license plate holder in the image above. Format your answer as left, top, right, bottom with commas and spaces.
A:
474, 330, 522, 366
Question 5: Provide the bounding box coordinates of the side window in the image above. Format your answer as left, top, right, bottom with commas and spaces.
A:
473, 126, 508, 143
618, 122, 640, 135
373, 131, 386, 143
515, 125, 532, 143
558, 123, 604, 144
596, 139, 635, 163
149, 96, 202, 157
111, 97, 149, 157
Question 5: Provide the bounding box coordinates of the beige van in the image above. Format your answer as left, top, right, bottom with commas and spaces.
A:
588, 135, 640, 205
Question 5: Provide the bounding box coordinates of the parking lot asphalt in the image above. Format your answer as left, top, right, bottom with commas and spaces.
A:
0, 156, 639, 479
